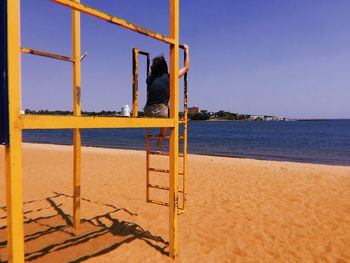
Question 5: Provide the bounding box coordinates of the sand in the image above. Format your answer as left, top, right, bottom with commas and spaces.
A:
0, 143, 350, 262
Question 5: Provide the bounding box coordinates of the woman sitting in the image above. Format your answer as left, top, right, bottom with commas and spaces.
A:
144, 45, 190, 148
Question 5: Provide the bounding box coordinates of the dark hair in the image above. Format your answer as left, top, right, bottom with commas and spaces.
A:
147, 55, 168, 87
151, 55, 168, 77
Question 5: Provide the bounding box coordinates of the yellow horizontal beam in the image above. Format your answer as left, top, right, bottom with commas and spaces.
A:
20, 47, 73, 62
17, 115, 175, 129
52, 0, 175, 45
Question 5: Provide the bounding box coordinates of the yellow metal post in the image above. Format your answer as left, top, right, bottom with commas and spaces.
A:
169, 0, 179, 258
72, 0, 81, 229
143, 51, 151, 203
146, 129, 150, 202
6, 0, 25, 261
146, 53, 151, 78
181, 49, 188, 213
132, 48, 139, 117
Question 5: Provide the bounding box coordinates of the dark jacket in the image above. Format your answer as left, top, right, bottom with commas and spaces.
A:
146, 73, 170, 106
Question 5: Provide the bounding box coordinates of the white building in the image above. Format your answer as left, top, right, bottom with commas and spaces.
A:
121, 105, 130, 117
250, 115, 264, 120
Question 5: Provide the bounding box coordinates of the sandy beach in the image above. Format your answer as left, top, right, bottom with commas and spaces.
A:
0, 143, 350, 262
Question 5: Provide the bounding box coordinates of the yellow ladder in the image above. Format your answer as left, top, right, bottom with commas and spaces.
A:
146, 123, 187, 214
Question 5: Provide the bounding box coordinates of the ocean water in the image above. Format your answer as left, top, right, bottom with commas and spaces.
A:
23, 120, 350, 166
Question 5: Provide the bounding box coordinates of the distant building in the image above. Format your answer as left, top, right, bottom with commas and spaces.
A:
188, 106, 199, 114
250, 115, 264, 120
121, 105, 130, 117
264, 116, 277, 121
250, 115, 282, 121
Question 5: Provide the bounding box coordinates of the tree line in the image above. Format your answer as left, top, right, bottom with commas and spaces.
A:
189, 111, 251, 121
24, 109, 275, 121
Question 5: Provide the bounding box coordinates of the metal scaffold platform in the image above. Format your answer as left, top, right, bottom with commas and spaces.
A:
0, 0, 188, 261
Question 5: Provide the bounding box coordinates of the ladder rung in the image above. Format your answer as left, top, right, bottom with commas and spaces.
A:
148, 184, 184, 193
149, 151, 184, 157
149, 151, 169, 156
148, 200, 186, 212
149, 184, 168, 191
149, 168, 184, 176
147, 135, 170, 139
179, 120, 186, 124
146, 135, 184, 140
149, 168, 169, 173
147, 199, 169, 207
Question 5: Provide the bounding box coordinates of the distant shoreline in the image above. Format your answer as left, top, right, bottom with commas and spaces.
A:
190, 119, 284, 122
296, 119, 350, 121
191, 118, 350, 122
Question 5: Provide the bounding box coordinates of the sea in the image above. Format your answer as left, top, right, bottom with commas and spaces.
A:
23, 120, 350, 166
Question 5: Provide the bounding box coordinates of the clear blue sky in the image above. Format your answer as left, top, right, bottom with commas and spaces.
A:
20, 0, 350, 119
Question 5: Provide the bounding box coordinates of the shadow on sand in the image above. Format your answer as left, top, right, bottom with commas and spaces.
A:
0, 192, 168, 262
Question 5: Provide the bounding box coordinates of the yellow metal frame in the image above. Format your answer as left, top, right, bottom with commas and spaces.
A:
5, 0, 182, 261
132, 48, 150, 117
